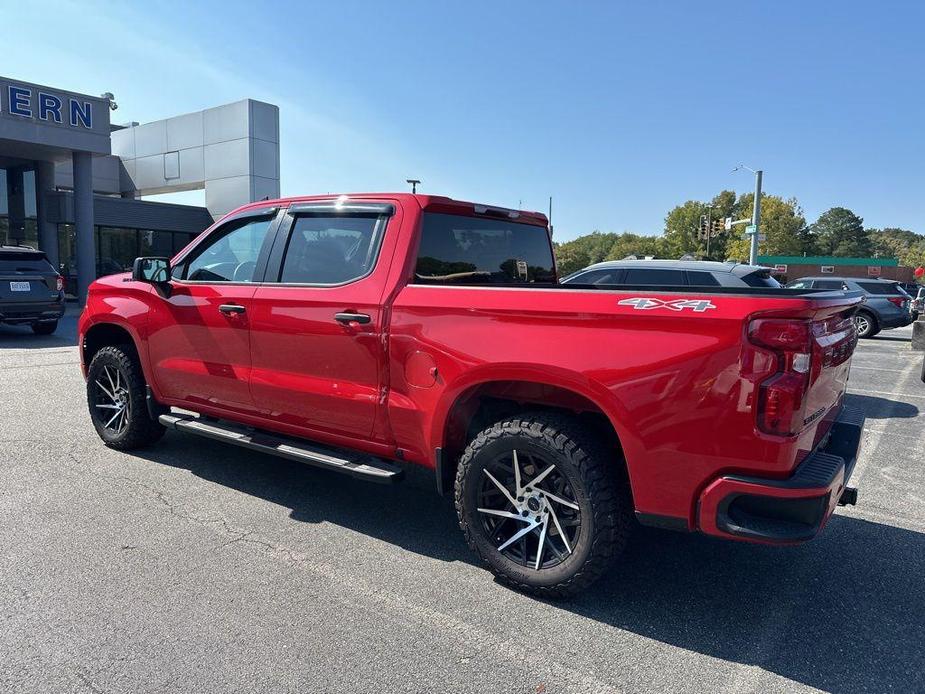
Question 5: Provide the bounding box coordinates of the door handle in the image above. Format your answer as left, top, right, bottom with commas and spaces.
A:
219, 304, 246, 315
334, 312, 371, 325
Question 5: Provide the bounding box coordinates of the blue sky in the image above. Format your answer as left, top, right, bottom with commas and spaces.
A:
4, 1, 924, 240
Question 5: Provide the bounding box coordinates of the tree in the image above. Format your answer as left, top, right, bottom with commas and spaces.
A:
811, 208, 872, 257
723, 194, 808, 262
662, 192, 738, 260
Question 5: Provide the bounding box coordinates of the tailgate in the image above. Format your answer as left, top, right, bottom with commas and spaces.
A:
0, 273, 56, 302
804, 305, 858, 430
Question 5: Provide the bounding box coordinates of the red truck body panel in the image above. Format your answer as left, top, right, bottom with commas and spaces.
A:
79, 193, 864, 538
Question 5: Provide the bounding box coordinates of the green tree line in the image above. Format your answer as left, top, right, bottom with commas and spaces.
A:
554, 191, 925, 279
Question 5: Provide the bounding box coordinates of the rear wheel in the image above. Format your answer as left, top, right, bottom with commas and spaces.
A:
31, 320, 57, 335
455, 413, 632, 598
87, 345, 165, 450
854, 311, 877, 338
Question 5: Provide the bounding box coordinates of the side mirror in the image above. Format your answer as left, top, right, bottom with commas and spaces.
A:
132, 257, 170, 284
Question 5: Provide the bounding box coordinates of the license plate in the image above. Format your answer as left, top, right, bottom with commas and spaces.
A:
9, 281, 31, 292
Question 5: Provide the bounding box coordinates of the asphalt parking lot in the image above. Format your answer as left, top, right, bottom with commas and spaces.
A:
1, 312, 923, 694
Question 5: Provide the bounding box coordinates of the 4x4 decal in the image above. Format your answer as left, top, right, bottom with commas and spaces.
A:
618, 297, 717, 312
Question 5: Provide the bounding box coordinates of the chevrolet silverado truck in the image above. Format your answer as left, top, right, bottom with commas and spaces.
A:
78, 193, 865, 597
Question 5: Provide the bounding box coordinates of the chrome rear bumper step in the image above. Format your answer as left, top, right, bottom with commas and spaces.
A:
159, 413, 403, 484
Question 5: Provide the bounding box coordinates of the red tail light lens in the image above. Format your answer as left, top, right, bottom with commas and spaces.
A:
887, 297, 904, 307
56, 275, 64, 292
747, 319, 812, 437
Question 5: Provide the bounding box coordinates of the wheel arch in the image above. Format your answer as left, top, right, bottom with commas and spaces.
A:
433, 368, 635, 500
82, 321, 145, 380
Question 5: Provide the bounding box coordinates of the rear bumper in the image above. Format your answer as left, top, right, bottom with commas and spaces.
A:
697, 406, 865, 544
0, 300, 65, 325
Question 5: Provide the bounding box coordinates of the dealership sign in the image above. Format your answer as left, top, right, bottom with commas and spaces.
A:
0, 76, 111, 154
2, 82, 94, 128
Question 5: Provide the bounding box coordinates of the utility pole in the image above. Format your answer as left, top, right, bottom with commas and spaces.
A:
748, 170, 763, 265
705, 206, 713, 259
406, 179, 421, 194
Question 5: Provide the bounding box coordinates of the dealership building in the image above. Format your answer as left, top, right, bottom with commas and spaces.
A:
0, 76, 279, 301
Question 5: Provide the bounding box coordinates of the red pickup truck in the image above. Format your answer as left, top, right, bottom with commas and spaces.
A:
79, 193, 865, 597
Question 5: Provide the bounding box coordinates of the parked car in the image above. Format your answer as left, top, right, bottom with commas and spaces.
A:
785, 276, 914, 338
79, 193, 866, 597
0, 245, 65, 334
561, 259, 782, 288
910, 286, 924, 321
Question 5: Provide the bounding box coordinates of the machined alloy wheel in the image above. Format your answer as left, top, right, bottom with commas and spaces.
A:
456, 413, 632, 598
86, 345, 165, 450
91, 364, 132, 435
477, 449, 581, 570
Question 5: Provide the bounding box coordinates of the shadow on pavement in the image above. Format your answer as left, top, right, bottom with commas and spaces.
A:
869, 332, 912, 342
137, 432, 924, 693
844, 393, 919, 419
0, 314, 78, 349
128, 353, 923, 693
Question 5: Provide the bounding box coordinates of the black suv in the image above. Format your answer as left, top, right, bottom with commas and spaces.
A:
0, 246, 65, 335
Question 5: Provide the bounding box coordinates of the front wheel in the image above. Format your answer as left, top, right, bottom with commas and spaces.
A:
87, 345, 165, 450
455, 413, 632, 598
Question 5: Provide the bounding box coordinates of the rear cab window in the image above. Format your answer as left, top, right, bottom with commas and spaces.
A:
414, 213, 555, 285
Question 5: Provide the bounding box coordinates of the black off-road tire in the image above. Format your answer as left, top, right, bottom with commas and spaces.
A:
86, 345, 165, 450
31, 320, 58, 335
455, 412, 632, 599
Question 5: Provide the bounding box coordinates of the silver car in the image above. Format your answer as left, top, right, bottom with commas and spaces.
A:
560, 259, 782, 289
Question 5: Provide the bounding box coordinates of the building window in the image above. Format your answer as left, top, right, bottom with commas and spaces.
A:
820, 265, 834, 274
97, 226, 140, 277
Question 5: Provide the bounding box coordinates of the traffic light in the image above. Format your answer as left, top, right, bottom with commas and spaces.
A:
710, 219, 724, 237
698, 215, 708, 240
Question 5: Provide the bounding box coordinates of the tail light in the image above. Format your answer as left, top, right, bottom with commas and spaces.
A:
887, 297, 904, 308
56, 275, 64, 292
746, 315, 857, 437
748, 319, 812, 436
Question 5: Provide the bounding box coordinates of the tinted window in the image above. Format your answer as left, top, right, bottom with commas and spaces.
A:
741, 270, 781, 288
279, 215, 385, 284
0, 252, 54, 273
623, 268, 685, 286
415, 213, 555, 285
686, 270, 721, 286
813, 280, 846, 290
786, 280, 810, 289
185, 216, 273, 282
858, 281, 904, 296
565, 269, 621, 285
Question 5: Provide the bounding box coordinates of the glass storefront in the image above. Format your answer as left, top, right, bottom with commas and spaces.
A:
56, 224, 196, 298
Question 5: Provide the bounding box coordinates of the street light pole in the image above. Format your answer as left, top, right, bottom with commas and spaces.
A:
749, 170, 763, 265
733, 165, 763, 265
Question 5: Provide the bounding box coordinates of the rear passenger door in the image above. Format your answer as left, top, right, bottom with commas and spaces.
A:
247, 201, 398, 443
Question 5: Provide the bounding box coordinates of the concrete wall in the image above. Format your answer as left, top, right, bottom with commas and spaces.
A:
108, 99, 279, 219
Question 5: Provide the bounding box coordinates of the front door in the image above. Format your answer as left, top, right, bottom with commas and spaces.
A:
146, 211, 278, 412
248, 202, 396, 442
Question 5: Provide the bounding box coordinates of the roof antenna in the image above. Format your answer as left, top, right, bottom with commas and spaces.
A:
406, 179, 421, 194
